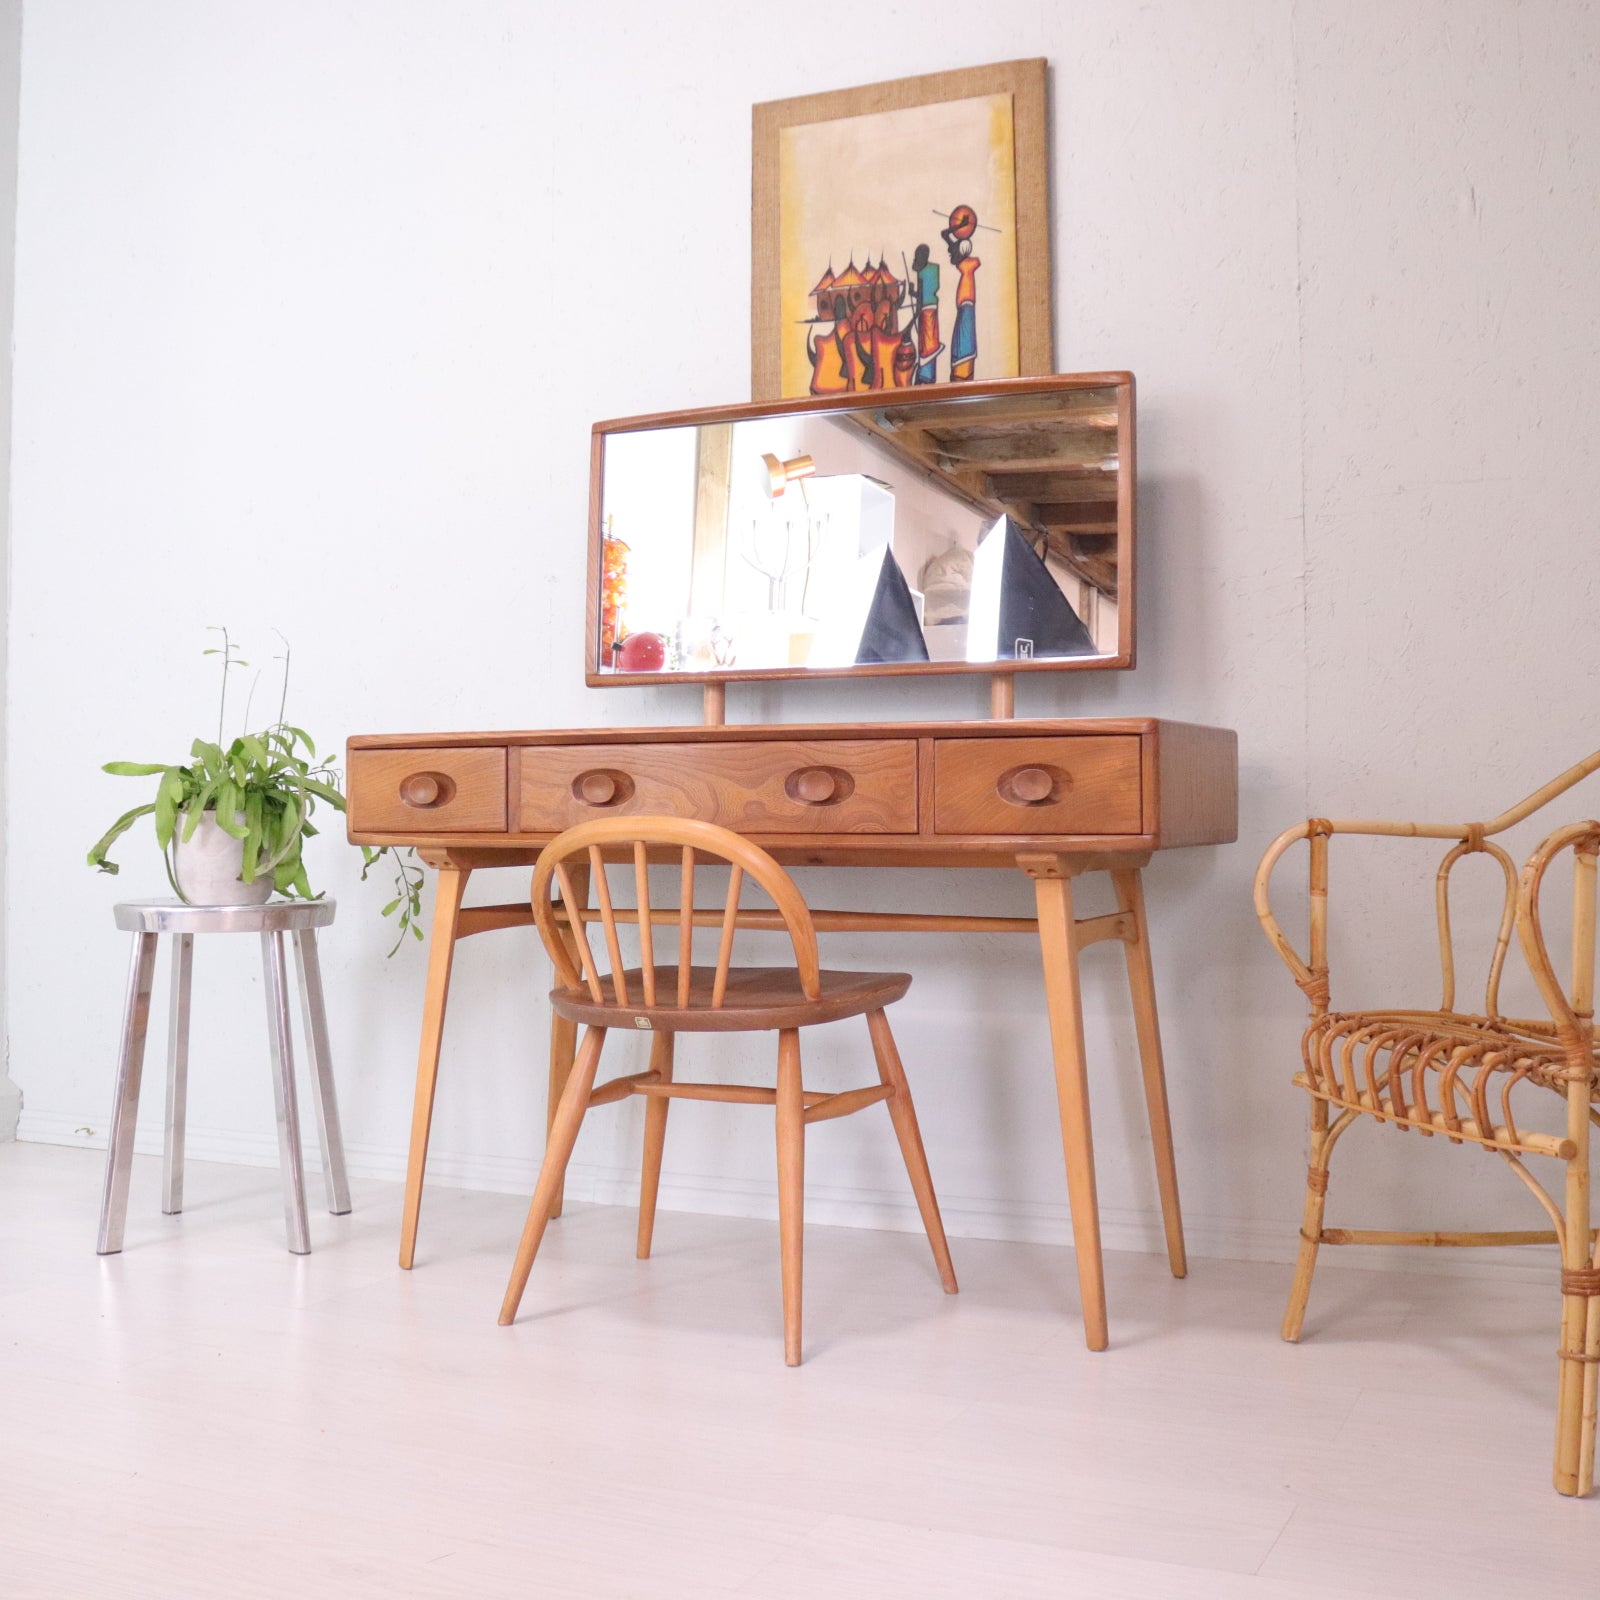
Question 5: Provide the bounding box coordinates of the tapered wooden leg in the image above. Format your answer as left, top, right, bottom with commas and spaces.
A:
1111, 867, 1186, 1278
546, 863, 589, 1222
775, 1027, 805, 1366
399, 864, 470, 1270
500, 1025, 607, 1326
866, 1009, 957, 1294
636, 1032, 676, 1258
1027, 862, 1107, 1351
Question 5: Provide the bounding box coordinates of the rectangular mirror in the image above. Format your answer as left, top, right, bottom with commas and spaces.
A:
587, 374, 1134, 685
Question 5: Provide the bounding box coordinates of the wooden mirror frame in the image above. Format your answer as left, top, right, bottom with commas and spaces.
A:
585, 372, 1135, 689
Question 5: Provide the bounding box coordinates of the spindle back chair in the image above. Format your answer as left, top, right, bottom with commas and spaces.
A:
1256, 749, 1600, 1495
501, 816, 958, 1364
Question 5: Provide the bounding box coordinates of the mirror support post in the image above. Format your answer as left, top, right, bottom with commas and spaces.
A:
703, 682, 727, 726
990, 673, 1016, 721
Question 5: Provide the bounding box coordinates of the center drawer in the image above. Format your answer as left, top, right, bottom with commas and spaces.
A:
517, 740, 917, 835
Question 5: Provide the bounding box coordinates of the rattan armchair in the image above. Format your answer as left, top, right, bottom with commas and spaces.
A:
1256, 752, 1600, 1496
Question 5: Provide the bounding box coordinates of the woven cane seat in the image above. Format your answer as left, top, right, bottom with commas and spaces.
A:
1299, 1010, 1596, 1156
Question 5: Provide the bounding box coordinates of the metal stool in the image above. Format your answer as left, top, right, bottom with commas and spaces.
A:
97, 899, 351, 1256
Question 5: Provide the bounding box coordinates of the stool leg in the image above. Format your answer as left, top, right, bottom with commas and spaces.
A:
261, 930, 311, 1255
161, 933, 193, 1215
97, 932, 160, 1254
292, 928, 351, 1216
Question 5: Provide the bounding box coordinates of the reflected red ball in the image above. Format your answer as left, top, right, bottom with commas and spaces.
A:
616, 631, 667, 672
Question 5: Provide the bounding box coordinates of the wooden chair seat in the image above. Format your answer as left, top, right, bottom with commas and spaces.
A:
500, 816, 957, 1365
550, 964, 911, 1031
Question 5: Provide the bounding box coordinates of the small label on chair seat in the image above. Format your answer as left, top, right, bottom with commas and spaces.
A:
634, 1017, 652, 1029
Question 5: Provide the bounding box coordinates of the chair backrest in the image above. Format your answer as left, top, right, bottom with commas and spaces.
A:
1255, 746, 1600, 1021
530, 816, 821, 1010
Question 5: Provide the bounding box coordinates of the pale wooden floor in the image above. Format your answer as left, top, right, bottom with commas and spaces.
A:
2, 1141, 1596, 1598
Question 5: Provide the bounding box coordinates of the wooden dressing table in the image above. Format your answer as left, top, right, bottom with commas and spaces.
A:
348, 714, 1235, 1349
347, 376, 1239, 1350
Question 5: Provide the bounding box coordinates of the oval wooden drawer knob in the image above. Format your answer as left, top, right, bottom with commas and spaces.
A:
790, 767, 838, 805
1008, 766, 1056, 804
576, 771, 619, 806
399, 772, 443, 808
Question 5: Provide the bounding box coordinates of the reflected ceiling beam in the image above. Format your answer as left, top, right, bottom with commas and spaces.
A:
844, 387, 1125, 598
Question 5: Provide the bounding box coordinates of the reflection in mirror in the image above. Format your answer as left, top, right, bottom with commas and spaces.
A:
594, 386, 1124, 676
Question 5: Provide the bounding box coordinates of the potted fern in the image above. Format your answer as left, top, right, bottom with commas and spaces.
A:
87, 631, 423, 944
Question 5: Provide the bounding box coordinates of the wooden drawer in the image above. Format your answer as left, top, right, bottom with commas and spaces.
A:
932, 736, 1142, 835
518, 740, 917, 835
347, 747, 508, 834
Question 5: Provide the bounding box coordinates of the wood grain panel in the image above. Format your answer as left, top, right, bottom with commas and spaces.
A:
518, 740, 916, 836
1149, 722, 1240, 847
347, 747, 508, 835
932, 737, 1142, 836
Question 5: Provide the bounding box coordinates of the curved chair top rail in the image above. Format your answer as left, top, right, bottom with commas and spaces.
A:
530, 816, 822, 1011
1254, 748, 1600, 1024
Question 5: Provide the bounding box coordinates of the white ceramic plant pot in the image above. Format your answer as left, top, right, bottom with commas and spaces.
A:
172, 811, 273, 906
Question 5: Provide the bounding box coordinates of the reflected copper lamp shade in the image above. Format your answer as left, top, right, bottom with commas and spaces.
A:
759, 452, 817, 500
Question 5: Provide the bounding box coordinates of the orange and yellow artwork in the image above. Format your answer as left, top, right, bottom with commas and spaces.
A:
777, 93, 1021, 400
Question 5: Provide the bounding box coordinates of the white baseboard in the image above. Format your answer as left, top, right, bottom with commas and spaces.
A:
17, 1108, 1560, 1286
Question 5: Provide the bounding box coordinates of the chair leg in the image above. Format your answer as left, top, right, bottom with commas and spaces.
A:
1579, 1289, 1599, 1493
499, 1025, 606, 1326
866, 1009, 957, 1294
775, 1027, 805, 1366
1554, 1105, 1598, 1496
1554, 1279, 1597, 1496
636, 1031, 675, 1259
1282, 1099, 1354, 1342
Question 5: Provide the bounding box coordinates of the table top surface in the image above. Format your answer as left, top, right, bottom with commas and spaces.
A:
112, 898, 337, 934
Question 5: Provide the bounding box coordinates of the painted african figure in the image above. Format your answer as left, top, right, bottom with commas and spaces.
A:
941, 203, 981, 382
911, 243, 943, 384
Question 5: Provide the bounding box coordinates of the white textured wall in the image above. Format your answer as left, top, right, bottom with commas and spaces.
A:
0, 0, 21, 1141
8, 2, 1600, 1272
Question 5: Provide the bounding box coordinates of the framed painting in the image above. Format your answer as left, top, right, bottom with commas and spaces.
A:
752, 59, 1051, 402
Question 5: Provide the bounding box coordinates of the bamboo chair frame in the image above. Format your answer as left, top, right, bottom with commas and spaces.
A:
1256, 749, 1600, 1496
499, 816, 958, 1365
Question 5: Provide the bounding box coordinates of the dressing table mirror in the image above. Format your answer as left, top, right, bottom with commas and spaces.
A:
590, 374, 1131, 693
347, 373, 1238, 1351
